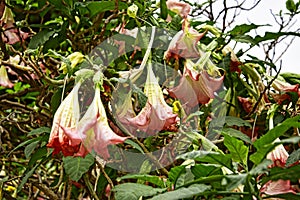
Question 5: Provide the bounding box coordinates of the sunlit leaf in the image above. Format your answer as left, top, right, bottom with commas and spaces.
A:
224, 135, 248, 165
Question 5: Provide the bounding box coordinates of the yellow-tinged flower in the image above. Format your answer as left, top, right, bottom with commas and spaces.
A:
127, 4, 138, 18
0, 65, 13, 88
47, 82, 83, 156
60, 52, 85, 74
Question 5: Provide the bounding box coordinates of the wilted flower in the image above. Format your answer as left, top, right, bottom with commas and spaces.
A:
0, 65, 13, 88
169, 59, 224, 108
0, 5, 28, 44
166, 0, 191, 21
222, 46, 242, 74
164, 20, 205, 60
64, 84, 127, 159
121, 65, 178, 135
47, 82, 83, 156
270, 77, 300, 104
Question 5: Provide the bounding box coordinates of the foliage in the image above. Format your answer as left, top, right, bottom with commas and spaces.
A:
1, 0, 300, 199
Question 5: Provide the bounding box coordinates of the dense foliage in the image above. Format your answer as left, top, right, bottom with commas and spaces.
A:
1, 0, 300, 199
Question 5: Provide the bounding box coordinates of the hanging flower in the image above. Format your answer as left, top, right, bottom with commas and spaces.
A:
260, 143, 297, 196
64, 84, 127, 159
169, 59, 224, 108
47, 82, 84, 156
0, 5, 28, 44
0, 65, 13, 88
270, 77, 300, 104
166, 0, 191, 21
164, 20, 205, 61
121, 65, 178, 135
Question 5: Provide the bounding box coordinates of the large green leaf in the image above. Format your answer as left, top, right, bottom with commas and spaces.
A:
224, 135, 248, 165
253, 115, 300, 149
177, 151, 233, 170
27, 127, 51, 136
251, 136, 300, 165
229, 23, 265, 36
117, 174, 168, 188
168, 165, 186, 184
63, 154, 95, 181
113, 183, 166, 200
262, 165, 300, 184
149, 184, 211, 200
86, 1, 128, 18
253, 32, 300, 46
225, 116, 252, 127
28, 29, 58, 49
222, 128, 252, 144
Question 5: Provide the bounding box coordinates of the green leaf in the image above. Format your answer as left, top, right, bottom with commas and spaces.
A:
27, 127, 51, 136
263, 165, 300, 183
17, 163, 40, 192
224, 135, 248, 165
168, 165, 186, 184
63, 154, 95, 181
264, 193, 300, 200
86, 1, 128, 18
286, 0, 296, 12
124, 139, 144, 154
223, 174, 247, 191
232, 35, 256, 46
113, 183, 166, 200
7, 136, 43, 157
222, 128, 252, 144
286, 149, 300, 167
160, 0, 168, 20
253, 115, 300, 149
118, 174, 167, 188
249, 159, 272, 176
28, 146, 49, 167
25, 140, 40, 159
28, 29, 58, 49
229, 23, 264, 36
149, 184, 211, 200
225, 116, 252, 127
177, 151, 233, 170
253, 32, 300, 46
191, 164, 219, 178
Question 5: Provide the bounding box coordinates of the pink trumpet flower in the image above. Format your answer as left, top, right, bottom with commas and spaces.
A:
123, 65, 178, 135
164, 20, 205, 60
0, 5, 28, 44
169, 59, 224, 107
0, 65, 13, 88
166, 0, 191, 21
47, 82, 83, 156
260, 143, 297, 196
63, 85, 127, 159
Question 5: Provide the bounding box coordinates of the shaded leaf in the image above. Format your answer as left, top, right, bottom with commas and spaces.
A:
113, 183, 166, 200
286, 149, 300, 167
118, 174, 168, 188
262, 165, 300, 184
149, 184, 211, 200
25, 140, 40, 159
222, 128, 252, 144
86, 1, 128, 18
27, 127, 51, 136
63, 154, 94, 181
168, 165, 186, 184
225, 116, 252, 127
28, 29, 58, 49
